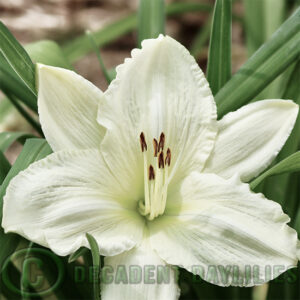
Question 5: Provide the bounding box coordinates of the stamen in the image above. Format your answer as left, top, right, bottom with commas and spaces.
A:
165, 148, 171, 166
160, 149, 170, 214
158, 132, 165, 152
140, 132, 150, 215
158, 151, 165, 169
153, 139, 158, 157
149, 165, 155, 180
139, 132, 172, 220
140, 132, 147, 152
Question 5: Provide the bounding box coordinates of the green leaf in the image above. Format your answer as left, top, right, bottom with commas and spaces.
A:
25, 40, 73, 70
259, 61, 300, 300
244, 0, 286, 100
207, 0, 232, 95
282, 173, 300, 221
295, 205, 300, 236
0, 151, 10, 184
277, 60, 300, 160
0, 253, 23, 299
243, 0, 265, 56
86, 31, 112, 84
0, 53, 37, 112
216, 7, 300, 118
20, 242, 34, 300
243, 0, 285, 57
282, 60, 300, 104
1, 38, 72, 116
0, 139, 52, 274
86, 234, 100, 268
68, 247, 88, 263
250, 152, 300, 189
138, 0, 165, 46
273, 60, 300, 216
0, 131, 35, 152
86, 233, 101, 300
253, 61, 300, 207
0, 21, 36, 97
264, 0, 285, 43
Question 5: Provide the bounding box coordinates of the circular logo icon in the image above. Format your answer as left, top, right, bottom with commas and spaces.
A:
2, 247, 65, 297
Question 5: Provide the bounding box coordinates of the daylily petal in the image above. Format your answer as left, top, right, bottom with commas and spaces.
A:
101, 236, 180, 300
204, 100, 299, 182
37, 64, 106, 152
98, 35, 217, 182
150, 172, 299, 287
2, 149, 144, 256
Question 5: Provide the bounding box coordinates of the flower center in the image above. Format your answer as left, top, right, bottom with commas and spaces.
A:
138, 132, 172, 220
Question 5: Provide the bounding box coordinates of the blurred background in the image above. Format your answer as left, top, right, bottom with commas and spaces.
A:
0, 0, 298, 126
0, 0, 247, 89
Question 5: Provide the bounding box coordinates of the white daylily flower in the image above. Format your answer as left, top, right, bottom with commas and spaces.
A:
2, 35, 299, 299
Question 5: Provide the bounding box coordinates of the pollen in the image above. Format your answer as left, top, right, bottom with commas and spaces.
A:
138, 132, 172, 220
148, 165, 155, 181
140, 132, 147, 152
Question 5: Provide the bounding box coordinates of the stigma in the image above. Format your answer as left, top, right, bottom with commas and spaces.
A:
138, 132, 171, 220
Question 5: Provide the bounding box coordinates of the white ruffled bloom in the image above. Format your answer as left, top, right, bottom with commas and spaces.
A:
2, 35, 299, 299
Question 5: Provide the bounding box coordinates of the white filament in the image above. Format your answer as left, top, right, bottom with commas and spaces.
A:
139, 133, 171, 220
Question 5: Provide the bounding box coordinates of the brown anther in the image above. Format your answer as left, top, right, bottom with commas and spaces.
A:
158, 132, 165, 152
153, 138, 158, 157
165, 148, 171, 166
149, 165, 155, 180
158, 151, 165, 169
140, 132, 147, 152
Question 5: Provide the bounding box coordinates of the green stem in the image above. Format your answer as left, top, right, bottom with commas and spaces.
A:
207, 0, 232, 95
86, 30, 112, 84
4, 91, 43, 136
